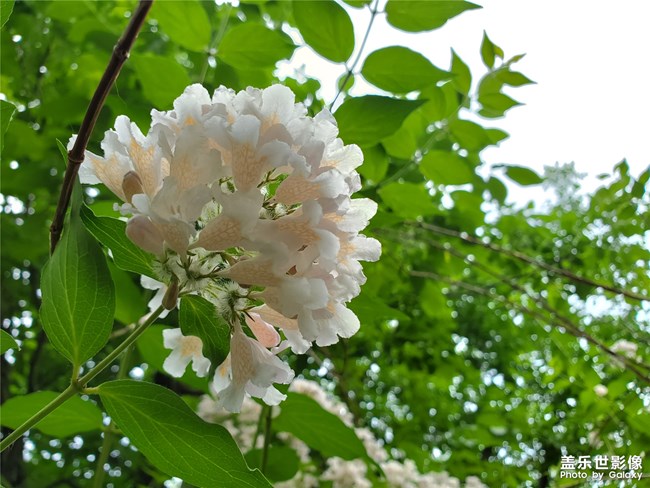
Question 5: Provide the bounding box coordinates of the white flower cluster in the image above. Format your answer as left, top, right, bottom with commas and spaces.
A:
197, 379, 486, 488
75, 84, 380, 411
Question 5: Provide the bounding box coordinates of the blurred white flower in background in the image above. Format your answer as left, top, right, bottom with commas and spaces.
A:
197, 379, 486, 488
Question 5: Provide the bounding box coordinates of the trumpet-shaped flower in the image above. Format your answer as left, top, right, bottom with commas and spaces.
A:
162, 328, 211, 378
213, 324, 293, 413
74, 83, 380, 412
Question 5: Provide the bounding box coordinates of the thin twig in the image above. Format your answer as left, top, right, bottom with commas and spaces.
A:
415, 222, 649, 302
200, 3, 231, 84
49, 0, 154, 254
410, 270, 650, 385
397, 230, 650, 349
329, 0, 379, 110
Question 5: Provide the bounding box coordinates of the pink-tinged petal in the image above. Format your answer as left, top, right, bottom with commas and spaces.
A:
245, 313, 281, 348
126, 216, 165, 255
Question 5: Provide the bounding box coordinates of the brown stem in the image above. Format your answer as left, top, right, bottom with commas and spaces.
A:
415, 222, 648, 302
49, 0, 154, 254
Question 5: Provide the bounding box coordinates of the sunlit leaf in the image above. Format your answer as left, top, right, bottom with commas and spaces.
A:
386, 0, 481, 32
218, 24, 295, 69
503, 165, 543, 186
378, 181, 436, 218
358, 144, 389, 182
151, 0, 211, 52
132, 55, 191, 109
480, 31, 504, 69
362, 46, 450, 93
293, 0, 354, 63
336, 96, 425, 145
420, 150, 474, 185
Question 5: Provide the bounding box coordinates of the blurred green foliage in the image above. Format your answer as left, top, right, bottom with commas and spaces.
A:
1, 0, 648, 486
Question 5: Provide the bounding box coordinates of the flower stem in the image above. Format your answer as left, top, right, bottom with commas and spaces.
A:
0, 306, 164, 453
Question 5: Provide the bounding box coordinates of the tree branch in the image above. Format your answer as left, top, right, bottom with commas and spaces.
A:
49, 0, 154, 254
410, 270, 650, 385
415, 222, 648, 302
329, 0, 379, 110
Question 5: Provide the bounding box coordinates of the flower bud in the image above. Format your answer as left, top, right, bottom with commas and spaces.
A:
122, 170, 144, 204
162, 276, 180, 311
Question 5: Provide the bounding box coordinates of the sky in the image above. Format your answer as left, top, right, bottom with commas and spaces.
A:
280, 0, 650, 204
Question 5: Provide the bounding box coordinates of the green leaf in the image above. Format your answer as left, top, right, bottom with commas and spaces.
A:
381, 108, 429, 159
450, 190, 484, 228
274, 392, 367, 460
293, 0, 354, 63
450, 49, 471, 95
361, 46, 450, 93
336, 96, 425, 146
386, 0, 481, 32
487, 176, 508, 203
151, 0, 211, 52
480, 31, 504, 69
109, 261, 147, 325
478, 92, 521, 118
497, 69, 535, 87
98, 380, 270, 487
218, 24, 295, 69
378, 182, 436, 219
0, 0, 14, 28
81, 205, 157, 279
132, 55, 191, 109
40, 212, 115, 367
343, 0, 371, 7
420, 150, 474, 185
136, 325, 209, 391
503, 165, 543, 186
0, 329, 18, 353
0, 99, 16, 155
0, 392, 102, 437
486, 128, 509, 145
245, 446, 300, 482
179, 296, 230, 371
358, 145, 389, 182
448, 119, 493, 152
